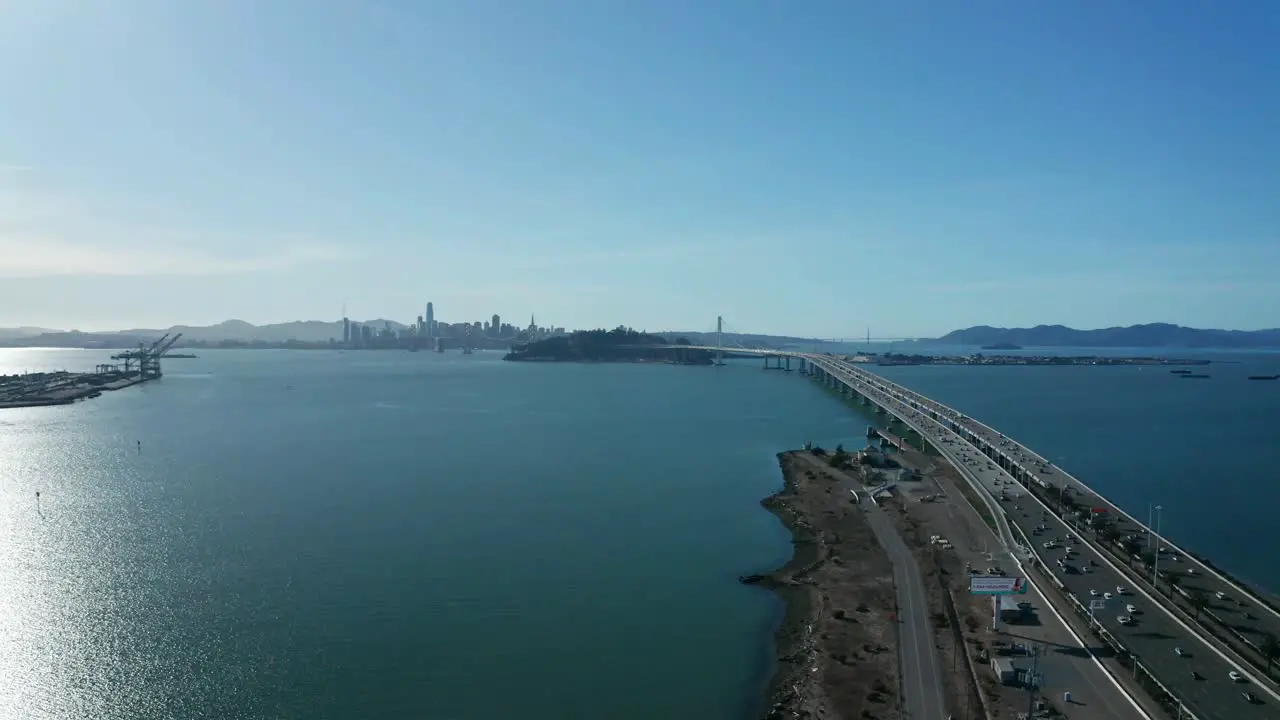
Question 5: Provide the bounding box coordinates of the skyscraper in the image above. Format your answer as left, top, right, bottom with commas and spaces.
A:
342, 317, 350, 344
491, 314, 500, 337
426, 302, 435, 338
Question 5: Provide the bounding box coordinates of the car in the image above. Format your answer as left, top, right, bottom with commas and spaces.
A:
1217, 591, 1228, 601
1116, 586, 1127, 595
1244, 691, 1259, 703
1104, 592, 1114, 600
1126, 604, 1138, 614
1174, 646, 1186, 657
1118, 615, 1135, 626
1229, 671, 1244, 682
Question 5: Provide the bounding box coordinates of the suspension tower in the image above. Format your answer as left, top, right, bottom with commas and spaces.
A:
715, 316, 724, 366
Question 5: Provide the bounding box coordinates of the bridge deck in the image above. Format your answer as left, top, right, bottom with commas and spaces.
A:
795, 353, 1280, 720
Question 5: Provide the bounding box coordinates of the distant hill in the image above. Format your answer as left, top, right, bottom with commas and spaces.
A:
936, 324, 1280, 349
111, 319, 407, 343
0, 326, 61, 340
505, 327, 712, 364
0, 319, 407, 348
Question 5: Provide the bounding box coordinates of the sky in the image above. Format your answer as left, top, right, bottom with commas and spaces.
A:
1, 0, 1277, 338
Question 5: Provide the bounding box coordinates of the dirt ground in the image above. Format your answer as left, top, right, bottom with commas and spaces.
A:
879, 444, 1036, 719
789, 440, 1054, 720
751, 451, 901, 720
884, 441, 1095, 719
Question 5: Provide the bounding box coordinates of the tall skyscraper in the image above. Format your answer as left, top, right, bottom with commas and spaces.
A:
342, 317, 350, 344
491, 314, 500, 337
425, 302, 435, 338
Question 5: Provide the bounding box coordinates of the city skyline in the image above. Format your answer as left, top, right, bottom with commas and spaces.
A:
340, 301, 567, 348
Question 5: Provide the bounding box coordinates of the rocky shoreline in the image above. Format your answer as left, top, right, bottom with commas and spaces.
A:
743, 451, 899, 720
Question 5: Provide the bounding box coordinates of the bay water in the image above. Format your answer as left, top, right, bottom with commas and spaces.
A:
1, 348, 1276, 719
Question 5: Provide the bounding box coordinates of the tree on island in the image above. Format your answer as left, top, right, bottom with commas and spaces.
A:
828, 444, 852, 469
1187, 589, 1209, 621
503, 326, 712, 363
1261, 634, 1280, 676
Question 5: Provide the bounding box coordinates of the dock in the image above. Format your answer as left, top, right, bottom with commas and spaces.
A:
0, 332, 182, 409
866, 425, 908, 451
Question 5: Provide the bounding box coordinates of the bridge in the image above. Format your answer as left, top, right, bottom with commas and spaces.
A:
666, 328, 1280, 720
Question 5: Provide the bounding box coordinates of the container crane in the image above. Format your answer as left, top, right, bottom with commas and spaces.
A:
110, 332, 184, 379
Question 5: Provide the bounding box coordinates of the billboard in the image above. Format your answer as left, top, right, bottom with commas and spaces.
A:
970, 575, 1029, 595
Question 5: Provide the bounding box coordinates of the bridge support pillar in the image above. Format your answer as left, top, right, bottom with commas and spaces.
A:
785, 356, 791, 372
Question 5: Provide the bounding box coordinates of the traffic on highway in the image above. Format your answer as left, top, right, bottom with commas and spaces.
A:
860, 373, 1280, 656
806, 355, 1280, 720
845, 363, 1280, 670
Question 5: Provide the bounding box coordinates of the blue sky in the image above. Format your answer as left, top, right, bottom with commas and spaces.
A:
1, 1, 1276, 338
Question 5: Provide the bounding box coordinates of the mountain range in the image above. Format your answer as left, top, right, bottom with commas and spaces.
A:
0, 319, 407, 347
1, 321, 1278, 349
936, 323, 1280, 348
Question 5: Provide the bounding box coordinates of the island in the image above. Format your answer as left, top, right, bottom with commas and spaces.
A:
502, 327, 714, 364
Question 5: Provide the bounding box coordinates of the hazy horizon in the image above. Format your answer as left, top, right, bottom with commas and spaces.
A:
3, 2, 1277, 336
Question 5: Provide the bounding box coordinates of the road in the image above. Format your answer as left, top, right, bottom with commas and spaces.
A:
819, 357, 1280, 720
859, 496, 948, 720
926, 470, 1150, 720
854, 363, 1280, 658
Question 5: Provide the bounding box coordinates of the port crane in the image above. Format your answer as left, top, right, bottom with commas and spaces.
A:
110, 333, 183, 379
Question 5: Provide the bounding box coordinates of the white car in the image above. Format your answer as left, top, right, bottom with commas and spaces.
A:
1174, 647, 1186, 657
1116, 586, 1127, 596
1229, 671, 1245, 683
1126, 604, 1138, 614
1118, 615, 1135, 626
1089, 589, 1099, 597
1104, 592, 1114, 600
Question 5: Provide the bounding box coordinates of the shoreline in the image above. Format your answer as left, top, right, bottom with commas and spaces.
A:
743, 451, 899, 719
746, 453, 821, 716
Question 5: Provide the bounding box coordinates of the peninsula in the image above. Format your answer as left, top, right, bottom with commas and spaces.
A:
502, 327, 714, 364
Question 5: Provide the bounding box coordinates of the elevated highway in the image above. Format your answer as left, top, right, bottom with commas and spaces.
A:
834, 361, 1280, 665
668, 345, 1280, 718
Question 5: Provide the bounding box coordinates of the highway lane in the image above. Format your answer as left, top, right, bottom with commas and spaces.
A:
862, 386, 1151, 719
928, 470, 1150, 720
860, 497, 948, 720
852, 364, 1280, 660
822, 359, 1280, 720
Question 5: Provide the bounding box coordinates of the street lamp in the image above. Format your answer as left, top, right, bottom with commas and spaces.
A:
1151, 505, 1163, 587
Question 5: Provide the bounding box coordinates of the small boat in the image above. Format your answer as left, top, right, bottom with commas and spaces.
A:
1247, 375, 1279, 381
1179, 374, 1210, 379
1170, 369, 1192, 374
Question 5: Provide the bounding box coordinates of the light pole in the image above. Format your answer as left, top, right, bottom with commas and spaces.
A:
1152, 505, 1163, 588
